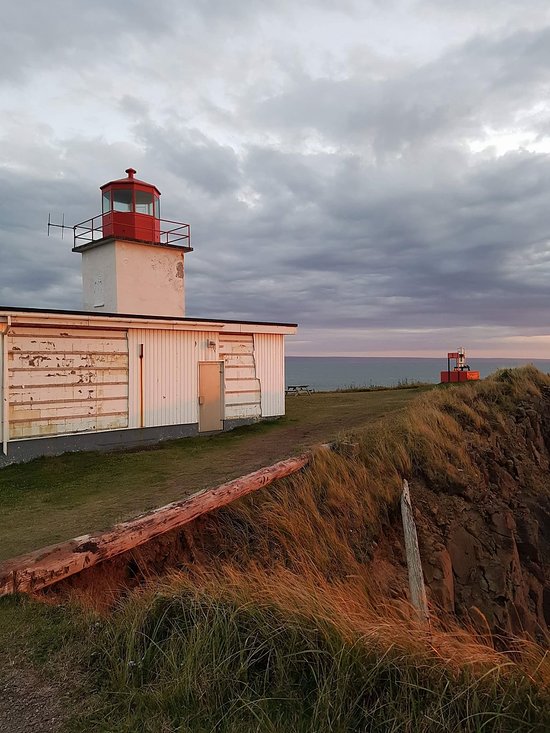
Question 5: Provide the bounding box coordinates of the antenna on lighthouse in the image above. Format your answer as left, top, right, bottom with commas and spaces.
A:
47, 212, 71, 240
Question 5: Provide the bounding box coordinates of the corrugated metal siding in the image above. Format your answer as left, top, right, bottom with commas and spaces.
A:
0, 330, 4, 447
220, 334, 261, 419
197, 332, 219, 362
254, 333, 285, 417
128, 329, 218, 428
8, 326, 129, 439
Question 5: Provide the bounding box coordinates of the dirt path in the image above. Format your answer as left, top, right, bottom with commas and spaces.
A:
0, 597, 87, 733
0, 663, 69, 733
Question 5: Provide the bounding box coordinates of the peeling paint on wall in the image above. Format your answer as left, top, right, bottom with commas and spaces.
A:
8, 327, 129, 439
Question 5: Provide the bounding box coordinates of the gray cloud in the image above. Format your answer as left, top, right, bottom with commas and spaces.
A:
135, 123, 242, 196
2, 1, 550, 356
250, 25, 550, 155
0, 1, 175, 84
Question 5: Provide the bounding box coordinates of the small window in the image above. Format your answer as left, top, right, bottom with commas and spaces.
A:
135, 190, 154, 215
154, 195, 161, 219
113, 189, 133, 212
102, 191, 111, 213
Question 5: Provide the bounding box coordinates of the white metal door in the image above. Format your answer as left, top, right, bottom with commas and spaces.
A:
198, 361, 224, 432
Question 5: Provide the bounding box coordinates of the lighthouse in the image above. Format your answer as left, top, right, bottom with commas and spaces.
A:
72, 168, 192, 317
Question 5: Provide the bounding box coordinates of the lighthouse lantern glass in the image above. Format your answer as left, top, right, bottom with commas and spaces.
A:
102, 191, 111, 213
113, 189, 132, 212
135, 190, 154, 215
154, 195, 160, 218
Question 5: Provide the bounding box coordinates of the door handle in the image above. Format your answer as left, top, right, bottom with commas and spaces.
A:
198, 396, 205, 405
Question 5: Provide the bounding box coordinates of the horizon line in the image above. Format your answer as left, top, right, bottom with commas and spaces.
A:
286, 354, 549, 360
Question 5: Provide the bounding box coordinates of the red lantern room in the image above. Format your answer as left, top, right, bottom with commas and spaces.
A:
100, 167, 162, 243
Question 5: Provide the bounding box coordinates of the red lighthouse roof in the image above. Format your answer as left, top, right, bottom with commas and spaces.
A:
100, 167, 161, 195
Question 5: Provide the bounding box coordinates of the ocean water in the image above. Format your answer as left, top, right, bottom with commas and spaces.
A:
285, 357, 550, 392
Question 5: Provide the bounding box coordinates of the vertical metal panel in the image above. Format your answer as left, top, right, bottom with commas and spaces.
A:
219, 334, 261, 419
197, 332, 218, 361
7, 327, 129, 439
254, 333, 285, 417
0, 329, 4, 451
128, 329, 218, 428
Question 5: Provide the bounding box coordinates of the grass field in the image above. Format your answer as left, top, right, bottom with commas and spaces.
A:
0, 387, 427, 561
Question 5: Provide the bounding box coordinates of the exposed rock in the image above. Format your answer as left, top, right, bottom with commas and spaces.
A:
413, 393, 550, 640
422, 545, 454, 612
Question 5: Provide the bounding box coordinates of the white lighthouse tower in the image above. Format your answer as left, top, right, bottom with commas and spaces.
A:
72, 168, 192, 317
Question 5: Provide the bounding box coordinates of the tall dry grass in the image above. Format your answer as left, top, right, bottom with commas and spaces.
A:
86, 567, 550, 732
143, 366, 550, 584
77, 367, 550, 732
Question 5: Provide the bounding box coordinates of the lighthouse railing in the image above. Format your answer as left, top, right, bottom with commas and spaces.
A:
73, 214, 191, 248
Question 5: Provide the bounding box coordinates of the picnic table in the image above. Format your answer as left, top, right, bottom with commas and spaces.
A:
286, 384, 314, 396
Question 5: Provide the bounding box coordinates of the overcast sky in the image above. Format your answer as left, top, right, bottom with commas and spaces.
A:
1, 1, 550, 356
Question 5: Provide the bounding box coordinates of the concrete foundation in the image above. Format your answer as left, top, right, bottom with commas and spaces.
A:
0, 415, 282, 468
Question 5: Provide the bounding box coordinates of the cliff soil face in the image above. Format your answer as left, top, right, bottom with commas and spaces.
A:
412, 389, 550, 640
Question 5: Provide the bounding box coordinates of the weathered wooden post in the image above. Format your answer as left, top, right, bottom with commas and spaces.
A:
401, 479, 429, 623
0, 446, 332, 596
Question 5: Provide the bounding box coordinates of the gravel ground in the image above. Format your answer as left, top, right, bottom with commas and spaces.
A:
0, 661, 71, 733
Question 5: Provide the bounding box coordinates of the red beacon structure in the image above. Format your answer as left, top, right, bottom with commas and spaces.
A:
70, 167, 191, 248
440, 348, 480, 383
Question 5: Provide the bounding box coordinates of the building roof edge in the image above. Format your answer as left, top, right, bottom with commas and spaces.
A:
0, 305, 297, 329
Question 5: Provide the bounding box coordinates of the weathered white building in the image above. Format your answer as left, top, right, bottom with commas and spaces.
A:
0, 169, 296, 466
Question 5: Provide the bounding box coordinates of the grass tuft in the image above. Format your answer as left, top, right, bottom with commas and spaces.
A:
84, 569, 550, 732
